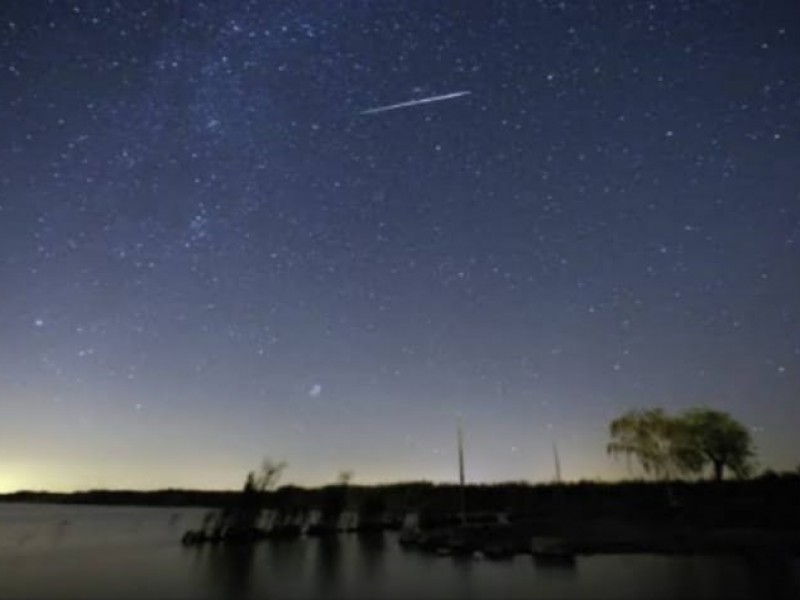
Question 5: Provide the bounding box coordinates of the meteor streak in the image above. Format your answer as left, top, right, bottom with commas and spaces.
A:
360, 91, 471, 115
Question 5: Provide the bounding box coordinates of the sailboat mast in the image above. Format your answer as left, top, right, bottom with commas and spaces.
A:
552, 441, 562, 483
458, 420, 466, 525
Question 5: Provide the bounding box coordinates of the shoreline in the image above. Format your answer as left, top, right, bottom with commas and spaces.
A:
397, 520, 800, 559
3, 477, 799, 558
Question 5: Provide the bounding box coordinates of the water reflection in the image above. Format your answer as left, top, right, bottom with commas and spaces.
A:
356, 532, 386, 581
532, 554, 579, 579
2, 505, 799, 600
167, 512, 182, 529
202, 544, 256, 599
267, 536, 310, 596
313, 536, 343, 595
742, 554, 800, 600
51, 519, 70, 546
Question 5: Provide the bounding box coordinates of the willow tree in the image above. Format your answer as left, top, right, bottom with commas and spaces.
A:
607, 408, 690, 480
607, 407, 755, 482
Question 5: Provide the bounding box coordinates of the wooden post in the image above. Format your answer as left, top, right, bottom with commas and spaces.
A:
458, 420, 466, 525
553, 441, 562, 483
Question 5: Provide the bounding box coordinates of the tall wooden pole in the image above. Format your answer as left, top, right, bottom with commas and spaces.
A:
458, 420, 466, 525
553, 441, 562, 483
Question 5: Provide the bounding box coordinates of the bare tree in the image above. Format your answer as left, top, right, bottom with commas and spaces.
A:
255, 459, 287, 492
337, 469, 354, 487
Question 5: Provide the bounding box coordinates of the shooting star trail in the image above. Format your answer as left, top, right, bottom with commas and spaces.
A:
360, 91, 472, 115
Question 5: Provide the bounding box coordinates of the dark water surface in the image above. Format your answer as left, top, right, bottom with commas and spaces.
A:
1, 504, 798, 599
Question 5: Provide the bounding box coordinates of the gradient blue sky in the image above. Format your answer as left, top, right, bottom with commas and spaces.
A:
1, 0, 798, 491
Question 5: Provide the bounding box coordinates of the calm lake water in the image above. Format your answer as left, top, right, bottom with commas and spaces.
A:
1, 503, 798, 599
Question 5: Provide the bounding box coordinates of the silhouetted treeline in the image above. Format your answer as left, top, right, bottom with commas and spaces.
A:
0, 488, 240, 508
2, 473, 799, 530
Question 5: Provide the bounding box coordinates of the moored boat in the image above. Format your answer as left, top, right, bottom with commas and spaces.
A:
530, 536, 576, 566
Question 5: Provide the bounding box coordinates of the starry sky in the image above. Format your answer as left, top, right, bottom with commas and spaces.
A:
1, 1, 799, 492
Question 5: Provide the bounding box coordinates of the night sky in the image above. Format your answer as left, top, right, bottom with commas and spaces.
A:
1, 1, 798, 492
